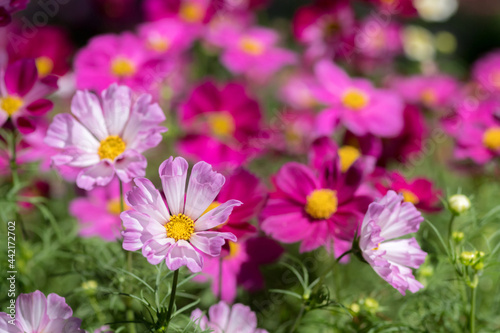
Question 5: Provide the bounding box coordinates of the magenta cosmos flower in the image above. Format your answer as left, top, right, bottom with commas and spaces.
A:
0, 290, 85, 332
178, 80, 262, 169
375, 172, 442, 213
45, 84, 166, 190
0, 0, 28, 26
74, 32, 172, 95
359, 190, 427, 295
70, 178, 131, 241
261, 152, 372, 254
191, 301, 268, 333
121, 156, 241, 273
0, 59, 58, 134
196, 236, 283, 302
137, 18, 197, 56
214, 25, 296, 82
313, 60, 404, 138
472, 49, 500, 94
143, 0, 216, 24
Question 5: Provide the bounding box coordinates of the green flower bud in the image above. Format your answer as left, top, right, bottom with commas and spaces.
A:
460, 251, 476, 266
448, 194, 471, 215
452, 231, 464, 243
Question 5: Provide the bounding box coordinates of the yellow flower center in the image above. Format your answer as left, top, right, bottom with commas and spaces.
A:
148, 37, 170, 52
420, 89, 437, 106
180, 2, 204, 23
98, 135, 126, 161
342, 88, 369, 111
338, 145, 361, 172
239, 37, 265, 55
483, 127, 500, 150
305, 189, 338, 220
165, 213, 195, 241
1, 96, 24, 116
107, 198, 128, 215
208, 112, 235, 138
226, 241, 241, 259
35, 56, 54, 78
111, 57, 136, 78
401, 190, 419, 204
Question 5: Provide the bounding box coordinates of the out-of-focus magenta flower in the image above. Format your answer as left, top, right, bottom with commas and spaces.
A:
0, 59, 58, 134
143, 0, 216, 24
17, 180, 50, 211
354, 17, 402, 60
121, 156, 240, 273
0, 0, 28, 26
137, 18, 197, 56
359, 190, 426, 295
178, 80, 262, 169
313, 60, 404, 138
45, 84, 167, 190
0, 290, 85, 332
280, 72, 320, 110
74, 32, 174, 96
195, 236, 283, 302
472, 49, 500, 94
266, 109, 317, 155
191, 301, 268, 333
447, 98, 500, 164
70, 178, 131, 241
213, 25, 296, 82
375, 172, 442, 212
293, 0, 355, 61
390, 74, 460, 110
364, 0, 417, 17
7, 25, 73, 78
261, 149, 372, 254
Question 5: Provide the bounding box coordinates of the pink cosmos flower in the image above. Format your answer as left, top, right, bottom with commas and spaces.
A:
191, 301, 268, 333
447, 98, 500, 164
137, 18, 197, 56
472, 49, 500, 94
0, 290, 85, 332
390, 74, 460, 110
375, 172, 442, 212
178, 80, 262, 169
121, 156, 241, 273
74, 32, 173, 96
7, 25, 73, 78
70, 178, 131, 241
260, 150, 372, 254
354, 17, 402, 60
313, 60, 404, 138
359, 190, 427, 295
214, 25, 296, 82
143, 0, 216, 24
0, 59, 58, 134
45, 84, 167, 190
0, 0, 28, 26
196, 236, 283, 302
293, 0, 356, 61
280, 72, 320, 110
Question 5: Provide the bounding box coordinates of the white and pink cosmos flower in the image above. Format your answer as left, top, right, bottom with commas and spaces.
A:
0, 290, 85, 333
359, 190, 427, 295
121, 156, 241, 273
44, 83, 167, 190
191, 301, 268, 333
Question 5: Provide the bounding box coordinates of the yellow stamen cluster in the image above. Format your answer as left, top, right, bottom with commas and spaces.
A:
111, 57, 136, 78
1, 96, 24, 116
338, 145, 361, 172
227, 241, 241, 259
401, 190, 419, 205
180, 3, 204, 23
483, 127, 500, 150
35, 56, 54, 77
342, 89, 369, 111
107, 199, 123, 215
165, 213, 195, 241
98, 135, 126, 161
420, 89, 437, 106
148, 37, 170, 52
209, 112, 235, 138
239, 37, 265, 55
305, 189, 338, 220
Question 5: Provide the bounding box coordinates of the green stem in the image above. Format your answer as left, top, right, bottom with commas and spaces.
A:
313, 249, 353, 295
119, 179, 125, 212
447, 214, 456, 251
470, 286, 477, 333
290, 303, 306, 333
165, 269, 180, 329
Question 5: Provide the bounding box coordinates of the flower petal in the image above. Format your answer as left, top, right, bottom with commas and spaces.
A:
114, 150, 147, 183
165, 240, 203, 273
101, 84, 131, 136
194, 199, 242, 231
76, 160, 115, 190
159, 156, 188, 215
125, 177, 169, 223
70, 89, 108, 140
190, 231, 236, 256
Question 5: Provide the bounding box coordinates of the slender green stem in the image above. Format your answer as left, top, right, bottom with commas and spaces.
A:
119, 179, 125, 212
165, 269, 180, 329
290, 303, 306, 333
314, 249, 353, 295
447, 214, 456, 250
470, 286, 477, 333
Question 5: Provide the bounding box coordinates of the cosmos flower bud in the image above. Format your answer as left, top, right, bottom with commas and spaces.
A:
460, 251, 476, 266
363, 298, 380, 313
452, 231, 465, 243
448, 194, 471, 215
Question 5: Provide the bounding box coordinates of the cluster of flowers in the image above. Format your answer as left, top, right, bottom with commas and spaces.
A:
0, 0, 496, 331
